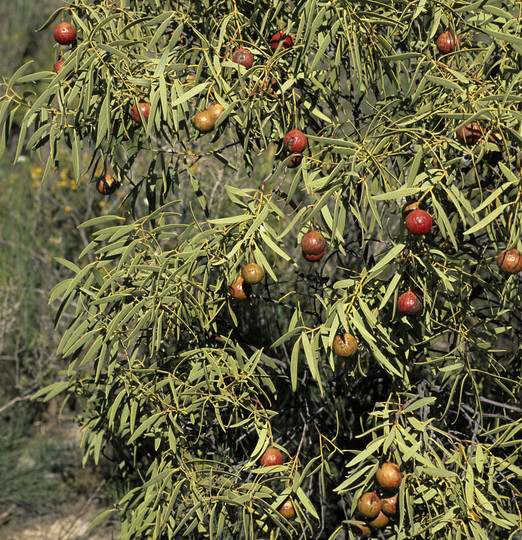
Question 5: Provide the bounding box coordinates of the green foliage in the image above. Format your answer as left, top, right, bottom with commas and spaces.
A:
2, 0, 522, 538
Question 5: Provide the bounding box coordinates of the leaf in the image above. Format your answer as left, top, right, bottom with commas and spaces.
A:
366, 244, 404, 282
171, 82, 209, 107
464, 204, 509, 236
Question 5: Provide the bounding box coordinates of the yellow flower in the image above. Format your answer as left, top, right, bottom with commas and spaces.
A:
64, 205, 72, 212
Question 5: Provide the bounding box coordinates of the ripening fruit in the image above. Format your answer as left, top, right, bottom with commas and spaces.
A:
193, 110, 215, 133
381, 494, 398, 516
270, 30, 293, 50
130, 102, 151, 124
52, 58, 66, 73
350, 523, 371, 537
368, 510, 389, 529
376, 462, 403, 491
278, 498, 296, 520
332, 333, 358, 358
284, 129, 308, 153
301, 230, 325, 258
436, 30, 461, 54
96, 174, 119, 195
405, 209, 433, 235
207, 103, 226, 123
456, 122, 484, 146
229, 276, 252, 300
498, 249, 522, 275
260, 447, 284, 466
357, 491, 381, 520
231, 47, 254, 68
242, 263, 264, 285
398, 290, 423, 316
53, 22, 76, 45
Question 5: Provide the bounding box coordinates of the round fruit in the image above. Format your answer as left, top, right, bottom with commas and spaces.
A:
193, 110, 215, 133
398, 290, 423, 316
368, 510, 389, 529
260, 447, 284, 466
52, 58, 66, 73
498, 248, 522, 275
381, 494, 398, 516
270, 30, 293, 50
284, 129, 308, 153
231, 47, 254, 69
436, 30, 461, 54
456, 122, 484, 146
350, 523, 371, 537
287, 154, 303, 168
278, 498, 296, 520
376, 461, 403, 491
207, 103, 225, 123
301, 230, 325, 256
96, 174, 119, 195
405, 208, 433, 235
130, 102, 151, 124
242, 263, 264, 285
229, 276, 252, 300
357, 491, 381, 520
53, 22, 76, 45
332, 333, 358, 358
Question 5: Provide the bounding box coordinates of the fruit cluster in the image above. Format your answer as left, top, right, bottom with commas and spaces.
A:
52, 21, 76, 73
351, 462, 402, 537
229, 262, 264, 300
193, 103, 226, 133
259, 447, 296, 520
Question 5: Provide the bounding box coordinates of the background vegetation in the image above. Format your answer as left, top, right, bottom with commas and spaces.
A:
0, 0, 521, 539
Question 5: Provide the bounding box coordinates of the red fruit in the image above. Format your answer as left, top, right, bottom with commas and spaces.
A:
193, 110, 215, 133
376, 461, 403, 491
398, 290, 423, 316
229, 276, 252, 300
301, 230, 325, 256
96, 174, 119, 195
498, 249, 522, 275
242, 263, 264, 285
130, 102, 151, 124
456, 122, 484, 146
287, 154, 303, 168
53, 22, 76, 45
436, 30, 461, 54
405, 209, 433, 235
332, 333, 358, 358
270, 31, 293, 51
260, 447, 283, 466
357, 491, 381, 519
381, 494, 398, 516
52, 59, 66, 73
278, 498, 296, 520
284, 129, 308, 153
368, 510, 389, 529
231, 47, 254, 69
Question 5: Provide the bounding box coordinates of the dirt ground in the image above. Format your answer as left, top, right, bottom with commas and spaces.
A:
0, 499, 120, 540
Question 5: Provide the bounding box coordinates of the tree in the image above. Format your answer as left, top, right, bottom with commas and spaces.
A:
1, 0, 521, 538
